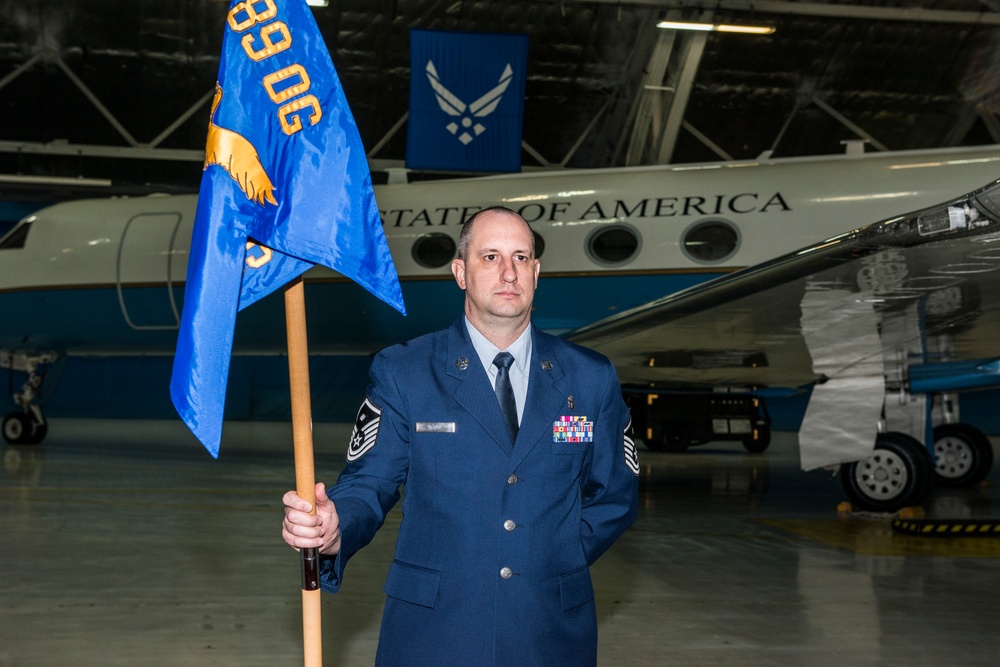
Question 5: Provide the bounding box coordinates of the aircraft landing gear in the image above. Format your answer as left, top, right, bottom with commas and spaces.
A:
2, 351, 57, 446
840, 432, 934, 512
932, 423, 994, 487
2, 409, 47, 445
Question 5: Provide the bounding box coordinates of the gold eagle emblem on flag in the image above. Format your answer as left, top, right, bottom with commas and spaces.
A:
203, 83, 278, 206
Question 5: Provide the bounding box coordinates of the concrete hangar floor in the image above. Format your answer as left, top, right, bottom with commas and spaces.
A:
2, 420, 999, 666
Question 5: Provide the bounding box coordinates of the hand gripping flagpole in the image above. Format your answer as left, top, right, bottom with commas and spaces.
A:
284, 275, 322, 667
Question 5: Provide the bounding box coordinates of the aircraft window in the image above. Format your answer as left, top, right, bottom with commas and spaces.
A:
532, 231, 545, 259
682, 220, 740, 263
0, 220, 31, 250
587, 225, 640, 266
412, 232, 457, 268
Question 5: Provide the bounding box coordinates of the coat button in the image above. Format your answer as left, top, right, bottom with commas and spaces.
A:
507, 474, 518, 485
503, 519, 516, 532
500, 567, 512, 579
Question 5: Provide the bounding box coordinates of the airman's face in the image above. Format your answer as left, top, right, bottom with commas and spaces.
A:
451, 211, 540, 331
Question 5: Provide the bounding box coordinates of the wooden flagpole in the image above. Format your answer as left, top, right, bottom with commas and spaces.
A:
284, 275, 323, 667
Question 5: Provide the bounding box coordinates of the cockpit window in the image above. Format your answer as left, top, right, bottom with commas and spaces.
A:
0, 220, 31, 250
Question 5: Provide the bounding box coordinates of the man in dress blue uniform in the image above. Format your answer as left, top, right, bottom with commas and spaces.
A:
282, 206, 639, 665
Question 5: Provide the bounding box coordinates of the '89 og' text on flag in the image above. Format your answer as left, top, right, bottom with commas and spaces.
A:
170, 0, 406, 458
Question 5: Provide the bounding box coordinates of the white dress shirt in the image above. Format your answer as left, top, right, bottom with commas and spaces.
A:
465, 317, 532, 424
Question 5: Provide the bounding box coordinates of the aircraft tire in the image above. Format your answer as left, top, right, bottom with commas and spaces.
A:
841, 432, 933, 513
2, 412, 34, 445
742, 426, 771, 453
933, 423, 994, 488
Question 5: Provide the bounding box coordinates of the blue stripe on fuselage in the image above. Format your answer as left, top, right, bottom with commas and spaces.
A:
0, 272, 725, 354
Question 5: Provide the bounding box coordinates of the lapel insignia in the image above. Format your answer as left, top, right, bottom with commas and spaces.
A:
541, 359, 553, 371
567, 394, 574, 409
455, 357, 469, 370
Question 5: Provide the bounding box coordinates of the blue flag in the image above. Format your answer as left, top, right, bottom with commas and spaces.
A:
406, 29, 529, 173
171, 0, 406, 457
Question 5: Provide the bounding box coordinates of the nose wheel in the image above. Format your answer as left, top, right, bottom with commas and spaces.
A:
2, 351, 57, 446
2, 411, 47, 445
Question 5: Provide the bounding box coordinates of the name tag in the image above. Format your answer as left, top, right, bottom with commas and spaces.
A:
415, 421, 456, 433
553, 416, 593, 443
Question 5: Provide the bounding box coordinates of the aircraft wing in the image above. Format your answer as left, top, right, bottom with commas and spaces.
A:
568, 177, 1000, 469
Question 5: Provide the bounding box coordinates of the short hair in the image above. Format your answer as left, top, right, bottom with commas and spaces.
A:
458, 206, 535, 260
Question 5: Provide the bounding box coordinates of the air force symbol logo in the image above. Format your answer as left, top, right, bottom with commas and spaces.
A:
425, 60, 513, 145
347, 397, 382, 462
407, 29, 527, 172
623, 414, 640, 476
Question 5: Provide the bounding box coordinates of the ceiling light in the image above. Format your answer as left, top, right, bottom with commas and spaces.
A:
656, 20, 775, 35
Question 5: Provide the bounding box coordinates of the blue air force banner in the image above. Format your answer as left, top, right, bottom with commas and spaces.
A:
406, 29, 529, 173
171, 0, 405, 458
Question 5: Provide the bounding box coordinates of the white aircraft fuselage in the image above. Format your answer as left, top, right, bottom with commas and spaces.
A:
2, 145, 1000, 361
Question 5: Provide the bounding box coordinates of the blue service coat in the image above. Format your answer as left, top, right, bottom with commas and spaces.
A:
321, 318, 639, 666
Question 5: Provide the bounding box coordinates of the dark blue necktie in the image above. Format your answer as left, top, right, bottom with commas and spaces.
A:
493, 352, 518, 443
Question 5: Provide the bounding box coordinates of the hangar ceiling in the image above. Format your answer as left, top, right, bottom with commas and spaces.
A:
2, 0, 1000, 203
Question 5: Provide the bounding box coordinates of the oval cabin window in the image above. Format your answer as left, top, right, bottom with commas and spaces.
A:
682, 220, 739, 263
588, 226, 640, 265
412, 233, 457, 269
